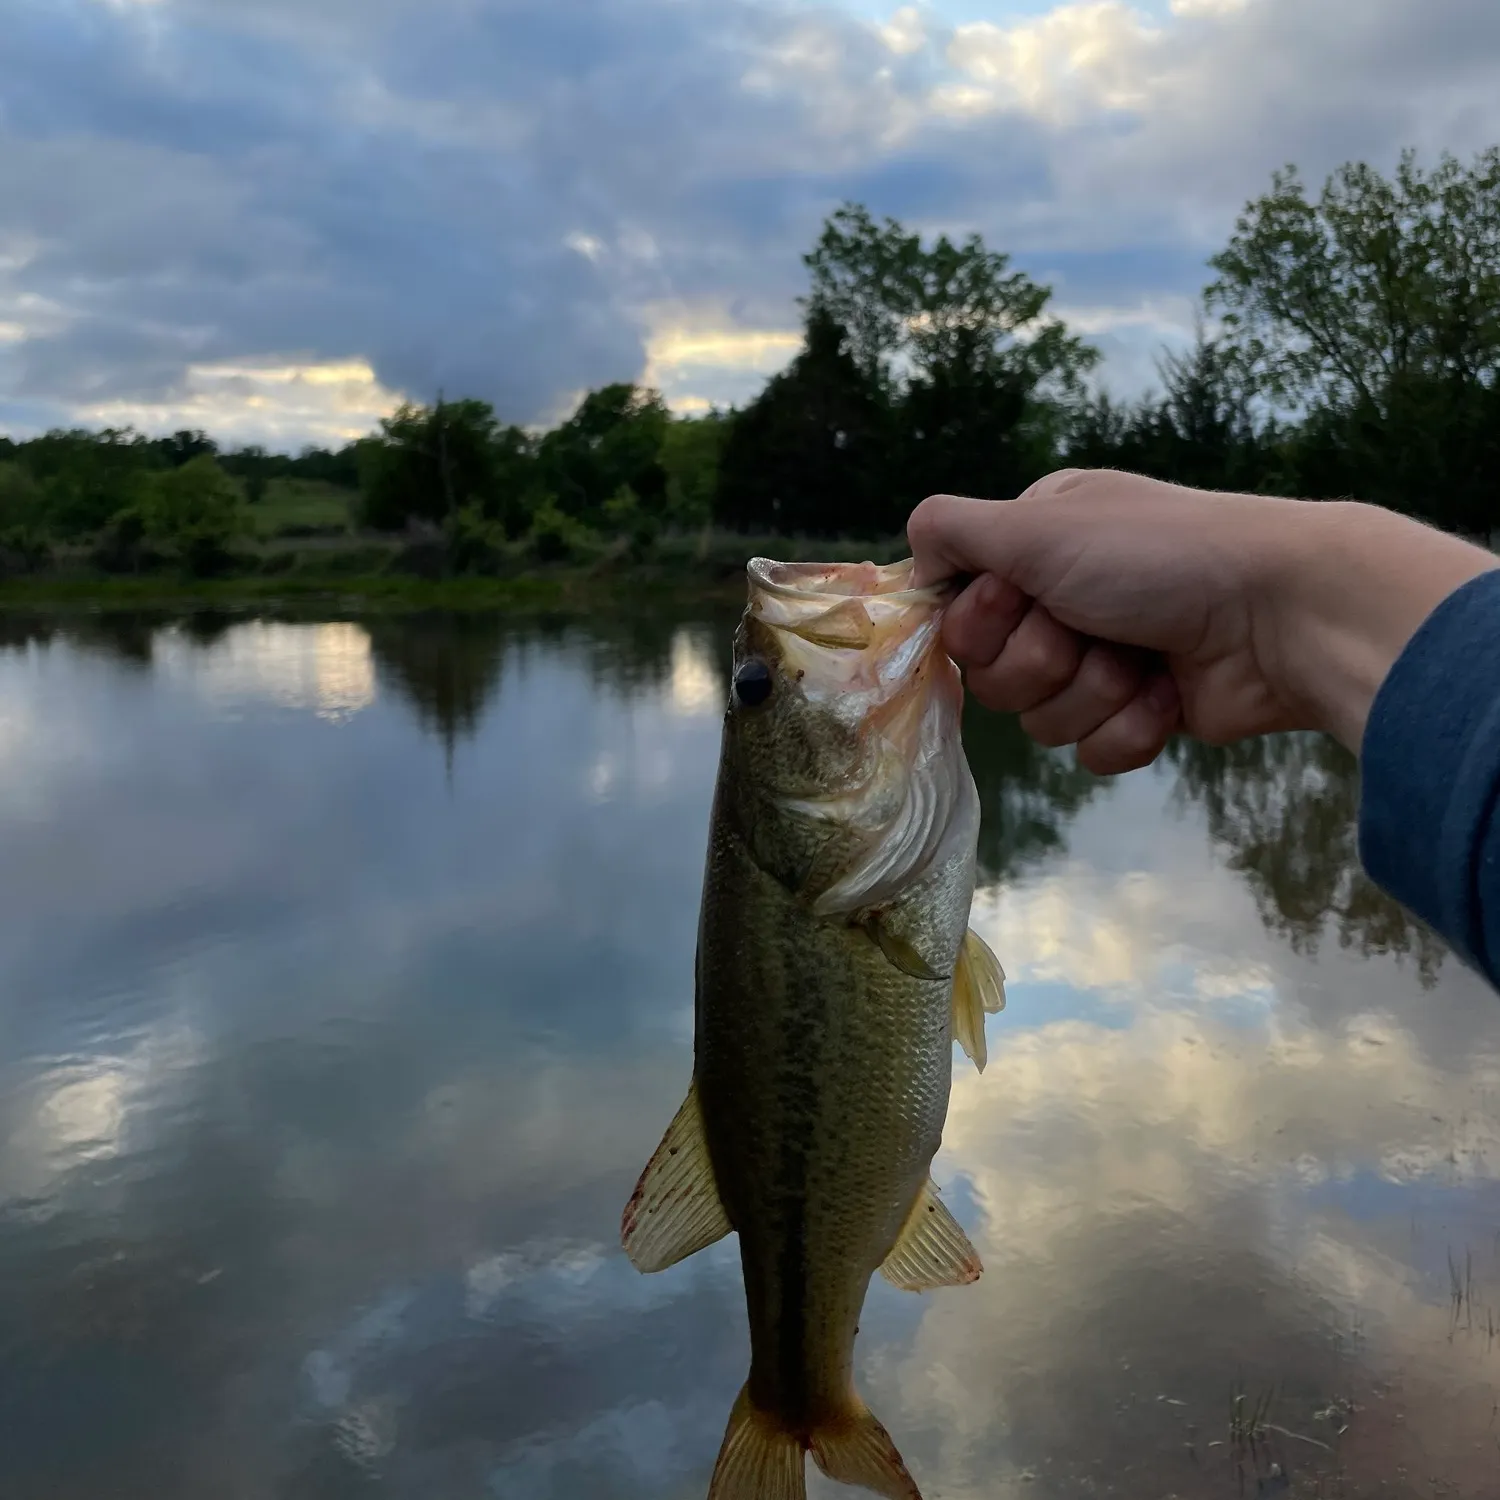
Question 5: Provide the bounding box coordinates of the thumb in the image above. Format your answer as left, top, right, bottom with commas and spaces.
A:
908, 490, 1070, 591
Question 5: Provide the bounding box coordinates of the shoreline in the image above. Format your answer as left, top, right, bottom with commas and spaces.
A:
0, 532, 911, 614
0, 565, 755, 614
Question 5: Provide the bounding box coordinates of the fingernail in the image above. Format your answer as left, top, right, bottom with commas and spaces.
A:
1146, 675, 1180, 715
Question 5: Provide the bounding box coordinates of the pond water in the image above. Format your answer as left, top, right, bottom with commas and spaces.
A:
0, 606, 1497, 1499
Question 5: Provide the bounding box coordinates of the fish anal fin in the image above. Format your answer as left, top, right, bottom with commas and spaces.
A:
952, 927, 1007, 1073
810, 1399, 923, 1500
880, 1178, 982, 1292
620, 1079, 732, 1274
708, 1385, 806, 1500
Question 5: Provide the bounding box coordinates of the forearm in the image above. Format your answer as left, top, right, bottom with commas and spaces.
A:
1261, 501, 1498, 753
1257, 501, 1500, 979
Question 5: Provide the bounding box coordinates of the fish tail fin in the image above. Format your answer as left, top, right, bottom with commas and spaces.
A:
810, 1397, 923, 1500
707, 1384, 806, 1500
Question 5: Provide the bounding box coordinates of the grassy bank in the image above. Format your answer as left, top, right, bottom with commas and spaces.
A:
0, 521, 910, 613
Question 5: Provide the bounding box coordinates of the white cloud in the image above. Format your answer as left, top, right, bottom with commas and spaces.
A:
641, 304, 804, 411
946, 2, 1163, 124
72, 357, 403, 448
879, 5, 930, 55
5, 0, 1500, 437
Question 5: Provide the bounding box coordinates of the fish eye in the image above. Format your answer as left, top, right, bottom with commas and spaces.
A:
733, 659, 774, 708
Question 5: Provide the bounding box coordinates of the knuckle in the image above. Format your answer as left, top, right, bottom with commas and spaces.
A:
1018, 707, 1069, 747
1017, 467, 1084, 502
1097, 709, 1164, 769
905, 495, 947, 544
973, 659, 1050, 715
1081, 648, 1137, 706
1014, 630, 1077, 694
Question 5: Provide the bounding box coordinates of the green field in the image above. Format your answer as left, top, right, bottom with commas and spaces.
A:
243, 478, 357, 539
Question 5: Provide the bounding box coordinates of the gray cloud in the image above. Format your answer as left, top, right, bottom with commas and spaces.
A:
1, 0, 1499, 439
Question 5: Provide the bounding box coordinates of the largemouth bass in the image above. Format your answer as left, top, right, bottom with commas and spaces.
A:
621, 557, 1006, 1500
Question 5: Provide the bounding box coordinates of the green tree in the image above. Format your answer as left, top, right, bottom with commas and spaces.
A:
152, 429, 218, 468
660, 411, 730, 529
1208, 148, 1500, 530
1068, 321, 1276, 493
715, 308, 891, 535
361, 398, 535, 534
0, 462, 46, 531
17, 427, 156, 539
539, 383, 669, 527
803, 203, 1096, 502
805, 204, 1097, 398
134, 455, 244, 575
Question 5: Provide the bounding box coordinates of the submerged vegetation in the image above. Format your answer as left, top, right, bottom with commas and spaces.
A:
4, 146, 1500, 602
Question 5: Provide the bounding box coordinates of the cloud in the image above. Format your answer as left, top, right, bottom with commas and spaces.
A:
1, 0, 1499, 442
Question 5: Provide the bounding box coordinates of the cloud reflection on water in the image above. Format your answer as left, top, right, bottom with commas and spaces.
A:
0, 611, 1494, 1499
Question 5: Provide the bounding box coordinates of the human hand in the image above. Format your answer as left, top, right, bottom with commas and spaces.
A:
908, 469, 1497, 774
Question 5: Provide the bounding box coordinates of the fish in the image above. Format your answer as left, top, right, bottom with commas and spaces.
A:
621, 556, 1006, 1500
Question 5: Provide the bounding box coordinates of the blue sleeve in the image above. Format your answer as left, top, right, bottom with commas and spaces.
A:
1359, 568, 1500, 983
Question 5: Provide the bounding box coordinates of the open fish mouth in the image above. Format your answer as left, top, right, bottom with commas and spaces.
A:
746, 557, 946, 606
743, 557, 954, 700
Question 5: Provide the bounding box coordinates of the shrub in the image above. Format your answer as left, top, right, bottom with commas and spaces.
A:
443, 505, 508, 575
0, 525, 52, 575
527, 499, 598, 564
136, 456, 245, 576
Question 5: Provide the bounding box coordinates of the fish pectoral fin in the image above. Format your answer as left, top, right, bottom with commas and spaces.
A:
810, 1399, 924, 1500
867, 919, 950, 983
879, 1178, 983, 1292
709, 1385, 807, 1500
620, 1079, 732, 1273
952, 927, 1007, 1073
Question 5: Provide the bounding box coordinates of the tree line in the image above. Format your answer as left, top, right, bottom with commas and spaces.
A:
3, 145, 1499, 576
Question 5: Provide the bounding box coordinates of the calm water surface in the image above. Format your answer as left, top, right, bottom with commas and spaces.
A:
0, 607, 1497, 1499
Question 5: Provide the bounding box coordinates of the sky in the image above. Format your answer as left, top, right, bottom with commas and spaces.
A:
2, 0, 1500, 450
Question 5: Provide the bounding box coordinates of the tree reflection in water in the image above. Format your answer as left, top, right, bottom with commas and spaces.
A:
1167, 733, 1446, 983
963, 696, 1107, 884
0, 609, 1449, 983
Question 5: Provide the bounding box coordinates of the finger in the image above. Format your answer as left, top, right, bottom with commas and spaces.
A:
912, 468, 1092, 585
908, 493, 995, 588
942, 573, 1030, 668
964, 602, 1083, 715
907, 489, 1086, 598
1075, 675, 1182, 776
1020, 642, 1145, 748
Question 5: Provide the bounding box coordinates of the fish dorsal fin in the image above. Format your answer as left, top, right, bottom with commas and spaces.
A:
952, 927, 1007, 1073
879, 1178, 982, 1291
621, 1078, 732, 1273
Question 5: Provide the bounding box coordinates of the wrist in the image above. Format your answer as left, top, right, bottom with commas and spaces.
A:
1262, 501, 1498, 751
